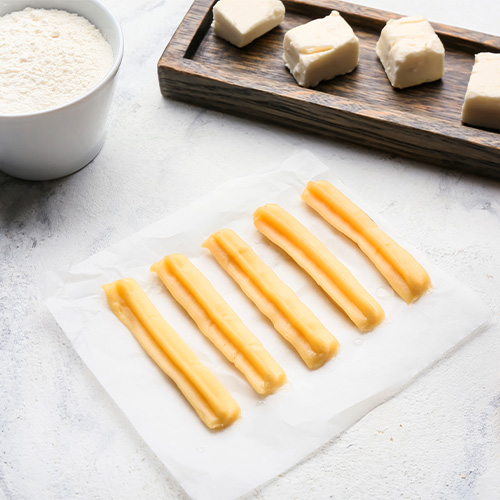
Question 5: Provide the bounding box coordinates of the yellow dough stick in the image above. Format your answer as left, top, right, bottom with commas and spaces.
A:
302, 180, 431, 303
102, 278, 240, 430
253, 204, 385, 332
151, 254, 287, 395
203, 229, 340, 369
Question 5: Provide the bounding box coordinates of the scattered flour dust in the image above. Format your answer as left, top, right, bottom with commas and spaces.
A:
0, 8, 113, 114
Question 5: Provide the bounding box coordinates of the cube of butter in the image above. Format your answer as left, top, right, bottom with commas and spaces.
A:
461, 53, 500, 130
376, 16, 444, 89
213, 0, 285, 48
283, 11, 359, 88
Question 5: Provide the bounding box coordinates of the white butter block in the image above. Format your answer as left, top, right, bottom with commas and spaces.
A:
213, 0, 285, 48
376, 16, 444, 89
283, 11, 359, 88
461, 52, 500, 130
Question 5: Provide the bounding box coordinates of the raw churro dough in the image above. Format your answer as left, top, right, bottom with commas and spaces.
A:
203, 229, 340, 369
102, 278, 240, 430
253, 204, 384, 332
151, 254, 287, 395
302, 180, 431, 303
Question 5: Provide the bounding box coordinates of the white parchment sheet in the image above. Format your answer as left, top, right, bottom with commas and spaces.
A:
42, 152, 493, 500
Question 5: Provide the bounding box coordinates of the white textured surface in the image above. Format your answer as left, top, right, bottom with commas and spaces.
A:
1, 1, 499, 499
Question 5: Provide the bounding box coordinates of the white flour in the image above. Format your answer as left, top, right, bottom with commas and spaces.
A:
0, 8, 113, 115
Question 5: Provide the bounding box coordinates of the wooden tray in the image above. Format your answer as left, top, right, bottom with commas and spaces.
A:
158, 0, 500, 178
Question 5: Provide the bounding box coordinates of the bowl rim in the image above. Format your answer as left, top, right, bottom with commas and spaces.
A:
0, 0, 124, 120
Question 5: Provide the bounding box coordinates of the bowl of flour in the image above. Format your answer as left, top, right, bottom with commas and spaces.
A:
0, 0, 124, 180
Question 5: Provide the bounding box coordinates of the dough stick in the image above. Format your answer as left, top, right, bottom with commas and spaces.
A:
203, 229, 340, 369
151, 254, 287, 395
302, 180, 431, 303
102, 278, 240, 430
253, 204, 384, 332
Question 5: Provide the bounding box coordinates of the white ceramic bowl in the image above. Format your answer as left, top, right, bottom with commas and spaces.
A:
0, 0, 124, 180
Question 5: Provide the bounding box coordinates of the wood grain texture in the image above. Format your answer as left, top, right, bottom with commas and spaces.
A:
158, 0, 500, 178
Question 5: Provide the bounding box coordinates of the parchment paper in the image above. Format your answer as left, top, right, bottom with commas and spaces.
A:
42, 151, 493, 500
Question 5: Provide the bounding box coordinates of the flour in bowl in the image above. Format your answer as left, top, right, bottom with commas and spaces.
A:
0, 8, 113, 115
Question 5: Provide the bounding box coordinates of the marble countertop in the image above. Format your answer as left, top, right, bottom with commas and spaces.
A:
1, 0, 499, 498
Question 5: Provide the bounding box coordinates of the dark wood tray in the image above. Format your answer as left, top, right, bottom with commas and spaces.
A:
158, 0, 500, 178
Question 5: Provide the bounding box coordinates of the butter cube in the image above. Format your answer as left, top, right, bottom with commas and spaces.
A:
461, 53, 500, 130
213, 0, 285, 48
376, 16, 444, 89
283, 11, 359, 88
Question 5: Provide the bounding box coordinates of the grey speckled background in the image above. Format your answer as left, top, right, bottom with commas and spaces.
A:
1, 1, 500, 499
